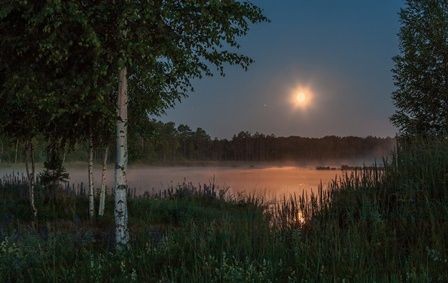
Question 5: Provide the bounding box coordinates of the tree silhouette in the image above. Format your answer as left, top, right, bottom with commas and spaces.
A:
392, 0, 448, 136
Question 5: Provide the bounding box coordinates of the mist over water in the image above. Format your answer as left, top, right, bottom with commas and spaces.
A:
0, 162, 373, 199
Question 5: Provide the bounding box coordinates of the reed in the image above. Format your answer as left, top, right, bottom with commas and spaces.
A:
0, 138, 447, 281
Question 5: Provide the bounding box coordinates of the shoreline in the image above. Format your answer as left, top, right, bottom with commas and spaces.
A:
0, 158, 384, 170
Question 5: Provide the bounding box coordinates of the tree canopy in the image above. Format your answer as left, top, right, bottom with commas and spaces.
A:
0, 0, 268, 247
392, 0, 448, 136
0, 1, 114, 149
1, 0, 268, 147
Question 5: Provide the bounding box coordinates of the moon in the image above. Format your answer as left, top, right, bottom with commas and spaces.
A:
291, 85, 313, 110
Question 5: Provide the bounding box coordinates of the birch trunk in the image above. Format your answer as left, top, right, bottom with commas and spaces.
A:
115, 67, 129, 248
98, 145, 109, 216
24, 141, 37, 219
88, 133, 95, 218
14, 139, 18, 163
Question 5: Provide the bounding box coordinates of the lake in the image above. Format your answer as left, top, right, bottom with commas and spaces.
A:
0, 164, 344, 199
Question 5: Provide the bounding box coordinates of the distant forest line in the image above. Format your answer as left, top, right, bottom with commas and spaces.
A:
0, 120, 395, 164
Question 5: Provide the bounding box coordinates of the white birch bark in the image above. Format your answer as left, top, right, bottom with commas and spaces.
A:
115, 67, 129, 248
88, 133, 95, 218
98, 145, 109, 216
24, 141, 37, 218
30, 142, 36, 217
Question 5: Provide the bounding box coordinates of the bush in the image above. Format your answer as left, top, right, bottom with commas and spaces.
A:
0, 139, 447, 281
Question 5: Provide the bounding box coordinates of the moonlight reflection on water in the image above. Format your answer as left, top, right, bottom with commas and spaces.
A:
74, 165, 341, 199
0, 164, 344, 200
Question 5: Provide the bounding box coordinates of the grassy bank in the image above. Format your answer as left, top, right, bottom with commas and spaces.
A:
0, 140, 447, 282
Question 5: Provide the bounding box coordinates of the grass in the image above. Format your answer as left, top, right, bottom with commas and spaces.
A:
0, 139, 447, 282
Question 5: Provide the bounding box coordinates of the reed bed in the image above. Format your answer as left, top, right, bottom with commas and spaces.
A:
0, 139, 447, 282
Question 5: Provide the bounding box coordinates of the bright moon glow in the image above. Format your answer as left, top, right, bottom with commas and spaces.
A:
290, 86, 313, 110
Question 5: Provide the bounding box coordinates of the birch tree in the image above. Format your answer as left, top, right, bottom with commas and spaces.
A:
24, 140, 37, 218
88, 132, 95, 218
1, 1, 116, 205
115, 67, 130, 246
0, 69, 43, 218
1, 1, 267, 248
1, 3, 116, 179
95, 1, 267, 248
98, 145, 109, 217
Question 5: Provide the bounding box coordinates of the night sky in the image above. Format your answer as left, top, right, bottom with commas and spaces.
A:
162, 0, 405, 139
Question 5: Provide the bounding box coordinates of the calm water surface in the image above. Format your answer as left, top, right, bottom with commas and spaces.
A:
1, 165, 342, 199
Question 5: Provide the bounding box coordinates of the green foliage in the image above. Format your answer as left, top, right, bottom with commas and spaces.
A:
392, 0, 448, 136
0, 122, 394, 164
126, 120, 394, 162
0, 0, 268, 178
105, 0, 269, 134
39, 143, 69, 189
0, 1, 114, 146
0, 139, 448, 281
